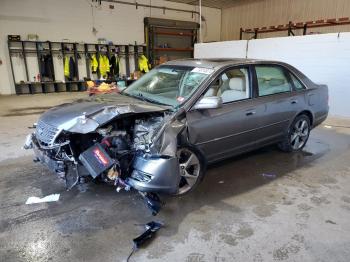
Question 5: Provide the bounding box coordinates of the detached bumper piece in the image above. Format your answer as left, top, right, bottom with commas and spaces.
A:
133, 221, 163, 248
139, 192, 164, 216
127, 221, 164, 261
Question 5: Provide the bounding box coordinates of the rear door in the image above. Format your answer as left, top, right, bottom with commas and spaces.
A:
287, 69, 310, 116
186, 65, 267, 162
252, 64, 299, 146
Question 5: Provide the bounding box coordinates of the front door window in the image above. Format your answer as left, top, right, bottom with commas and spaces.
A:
204, 67, 250, 103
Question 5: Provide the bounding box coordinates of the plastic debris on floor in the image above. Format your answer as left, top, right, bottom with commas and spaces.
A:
260, 173, 277, 179
127, 221, 164, 261
25, 193, 60, 204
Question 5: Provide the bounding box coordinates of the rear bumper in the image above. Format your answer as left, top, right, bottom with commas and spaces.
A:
127, 155, 180, 194
313, 113, 328, 128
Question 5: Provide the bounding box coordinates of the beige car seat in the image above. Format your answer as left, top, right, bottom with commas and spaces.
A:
221, 78, 247, 103
205, 79, 220, 97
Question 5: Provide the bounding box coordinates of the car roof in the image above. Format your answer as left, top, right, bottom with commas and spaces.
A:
163, 58, 283, 69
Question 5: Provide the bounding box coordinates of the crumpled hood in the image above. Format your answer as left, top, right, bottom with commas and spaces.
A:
39, 94, 170, 133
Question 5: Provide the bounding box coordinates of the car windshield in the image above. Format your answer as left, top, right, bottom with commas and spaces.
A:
122, 65, 213, 108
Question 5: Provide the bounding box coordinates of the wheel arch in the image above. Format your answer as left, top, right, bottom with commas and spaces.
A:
296, 110, 314, 126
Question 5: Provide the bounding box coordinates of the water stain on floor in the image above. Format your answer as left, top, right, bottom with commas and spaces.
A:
310, 196, 331, 206
341, 196, 350, 203
236, 223, 254, 239
273, 244, 301, 261
253, 204, 277, 218
1, 107, 52, 117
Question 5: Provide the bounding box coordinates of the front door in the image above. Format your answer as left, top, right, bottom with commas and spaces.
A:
186, 66, 267, 162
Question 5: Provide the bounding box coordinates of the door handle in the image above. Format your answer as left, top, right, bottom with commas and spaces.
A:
291, 99, 298, 104
246, 110, 256, 116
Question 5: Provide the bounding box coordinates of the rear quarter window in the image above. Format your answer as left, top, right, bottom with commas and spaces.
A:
290, 73, 306, 90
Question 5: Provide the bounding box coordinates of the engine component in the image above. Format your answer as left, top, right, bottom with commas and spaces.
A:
102, 135, 132, 176
107, 165, 120, 181
133, 116, 163, 151
79, 143, 114, 178
97, 125, 127, 137
111, 135, 130, 151
115, 178, 131, 192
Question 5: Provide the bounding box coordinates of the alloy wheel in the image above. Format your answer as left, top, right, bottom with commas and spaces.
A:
177, 148, 201, 195
290, 119, 309, 150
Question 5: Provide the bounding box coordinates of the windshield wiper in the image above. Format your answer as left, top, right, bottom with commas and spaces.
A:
133, 93, 170, 106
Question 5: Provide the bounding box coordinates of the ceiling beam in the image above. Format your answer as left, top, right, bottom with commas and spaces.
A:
165, 0, 222, 9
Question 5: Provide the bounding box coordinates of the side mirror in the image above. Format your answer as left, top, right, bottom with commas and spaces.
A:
193, 96, 222, 110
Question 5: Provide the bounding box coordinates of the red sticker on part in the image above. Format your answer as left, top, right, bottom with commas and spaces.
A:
93, 148, 109, 166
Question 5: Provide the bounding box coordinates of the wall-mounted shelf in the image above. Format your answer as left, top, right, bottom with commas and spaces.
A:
154, 31, 194, 37
8, 40, 146, 95
144, 17, 199, 66
153, 47, 194, 52
240, 17, 350, 39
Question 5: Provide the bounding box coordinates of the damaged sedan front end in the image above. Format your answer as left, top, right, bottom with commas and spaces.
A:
24, 63, 216, 215
24, 96, 185, 198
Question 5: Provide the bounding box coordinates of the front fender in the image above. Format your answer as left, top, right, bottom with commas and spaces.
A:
127, 154, 180, 194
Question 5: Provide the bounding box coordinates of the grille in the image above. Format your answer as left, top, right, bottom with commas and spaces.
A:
35, 120, 59, 145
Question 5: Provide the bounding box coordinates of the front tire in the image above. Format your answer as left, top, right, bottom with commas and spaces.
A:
176, 145, 206, 195
278, 115, 311, 152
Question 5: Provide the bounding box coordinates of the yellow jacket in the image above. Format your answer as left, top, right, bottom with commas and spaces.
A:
64, 56, 70, 77
138, 55, 150, 73
99, 55, 110, 78
91, 54, 98, 73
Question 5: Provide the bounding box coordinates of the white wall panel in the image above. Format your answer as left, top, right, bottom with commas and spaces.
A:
194, 40, 247, 59
193, 33, 350, 117
248, 33, 350, 117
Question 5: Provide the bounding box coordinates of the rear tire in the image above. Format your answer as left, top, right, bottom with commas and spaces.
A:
278, 115, 311, 152
175, 145, 206, 196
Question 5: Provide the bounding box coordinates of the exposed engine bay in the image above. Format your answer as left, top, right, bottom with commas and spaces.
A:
72, 114, 165, 187
24, 97, 186, 215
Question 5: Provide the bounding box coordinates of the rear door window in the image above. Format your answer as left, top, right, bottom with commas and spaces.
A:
255, 66, 292, 96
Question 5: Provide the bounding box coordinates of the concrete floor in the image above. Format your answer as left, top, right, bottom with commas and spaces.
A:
0, 93, 350, 262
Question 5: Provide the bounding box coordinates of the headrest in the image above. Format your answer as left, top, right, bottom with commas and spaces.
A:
269, 78, 285, 87
229, 78, 244, 91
